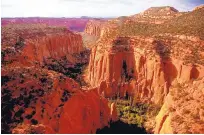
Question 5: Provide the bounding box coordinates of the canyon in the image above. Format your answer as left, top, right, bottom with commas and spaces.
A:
1, 24, 114, 133
1, 5, 204, 134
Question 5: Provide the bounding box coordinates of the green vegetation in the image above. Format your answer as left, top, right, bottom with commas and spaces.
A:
112, 99, 161, 128
43, 56, 87, 86
120, 22, 157, 37
15, 37, 25, 49
1, 68, 54, 133
1, 47, 17, 65
119, 8, 204, 39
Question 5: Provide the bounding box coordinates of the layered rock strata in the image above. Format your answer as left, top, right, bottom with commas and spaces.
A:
2, 24, 84, 66
88, 36, 204, 105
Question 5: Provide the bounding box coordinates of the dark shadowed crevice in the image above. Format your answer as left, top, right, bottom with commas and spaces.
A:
96, 120, 147, 134
190, 65, 199, 79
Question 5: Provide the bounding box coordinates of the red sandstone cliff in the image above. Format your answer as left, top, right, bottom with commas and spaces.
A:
1, 67, 112, 134
86, 7, 204, 133
2, 5, 204, 134
2, 24, 84, 66
22, 34, 83, 64
87, 36, 204, 105
84, 19, 106, 37
1, 24, 113, 134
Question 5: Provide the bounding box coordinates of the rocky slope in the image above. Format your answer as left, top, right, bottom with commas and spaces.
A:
1, 24, 91, 83
1, 24, 114, 133
1, 67, 112, 133
86, 6, 204, 133
131, 6, 183, 24
155, 77, 204, 133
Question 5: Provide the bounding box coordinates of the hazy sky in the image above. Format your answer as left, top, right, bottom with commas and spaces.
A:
1, 0, 204, 17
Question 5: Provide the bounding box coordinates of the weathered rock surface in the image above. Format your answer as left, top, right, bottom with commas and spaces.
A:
193, 5, 204, 11
87, 36, 204, 105
1, 24, 84, 66
22, 34, 83, 64
130, 6, 183, 24
1, 24, 112, 134
110, 103, 118, 122
2, 5, 204, 134
1, 67, 111, 134
155, 77, 204, 134
86, 6, 204, 134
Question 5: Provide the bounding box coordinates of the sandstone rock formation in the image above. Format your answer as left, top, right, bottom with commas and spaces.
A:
110, 103, 118, 122
1, 67, 111, 133
1, 24, 113, 134
22, 34, 83, 64
155, 77, 204, 133
84, 19, 106, 37
130, 6, 183, 24
2, 5, 204, 134
87, 36, 204, 104
86, 6, 204, 134
1, 24, 84, 66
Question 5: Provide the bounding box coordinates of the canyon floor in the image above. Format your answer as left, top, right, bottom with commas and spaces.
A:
1, 5, 204, 134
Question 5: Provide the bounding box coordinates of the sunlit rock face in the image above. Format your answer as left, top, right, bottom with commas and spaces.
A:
22, 34, 83, 64
2, 5, 204, 134
86, 6, 204, 134
1, 24, 84, 66
1, 67, 112, 134
193, 5, 204, 11
155, 77, 204, 134
84, 19, 106, 37
131, 6, 183, 24
87, 35, 204, 104
1, 24, 113, 134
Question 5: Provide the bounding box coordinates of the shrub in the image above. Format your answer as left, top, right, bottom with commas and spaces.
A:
114, 99, 158, 128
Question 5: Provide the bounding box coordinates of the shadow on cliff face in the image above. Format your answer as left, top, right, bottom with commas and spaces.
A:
153, 40, 171, 59
96, 120, 146, 134
154, 40, 178, 91
110, 37, 136, 97
113, 37, 130, 46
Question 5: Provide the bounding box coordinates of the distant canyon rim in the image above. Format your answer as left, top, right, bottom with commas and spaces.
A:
1, 5, 204, 134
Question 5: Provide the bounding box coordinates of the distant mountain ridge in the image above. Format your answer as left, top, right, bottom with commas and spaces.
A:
1, 17, 109, 32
